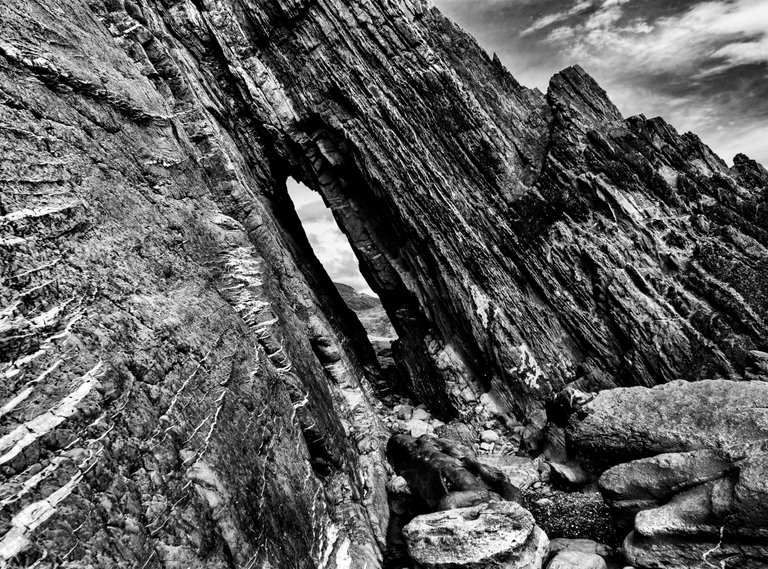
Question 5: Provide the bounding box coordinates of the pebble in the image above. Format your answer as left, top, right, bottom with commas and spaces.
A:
387, 475, 410, 494
480, 429, 500, 443
479, 442, 494, 452
550, 462, 590, 488
412, 408, 430, 421
408, 419, 431, 437
397, 404, 414, 420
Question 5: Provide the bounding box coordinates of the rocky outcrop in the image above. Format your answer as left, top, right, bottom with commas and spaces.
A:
1, 0, 767, 566
568, 381, 768, 568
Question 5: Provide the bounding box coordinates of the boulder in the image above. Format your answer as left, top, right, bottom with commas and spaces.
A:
412, 408, 431, 421
482, 430, 501, 443
550, 461, 591, 489
407, 418, 432, 438
567, 380, 768, 468
547, 551, 606, 569
402, 501, 549, 569
387, 434, 521, 511
613, 448, 768, 569
623, 530, 768, 569
397, 404, 414, 420
598, 448, 735, 522
480, 455, 540, 491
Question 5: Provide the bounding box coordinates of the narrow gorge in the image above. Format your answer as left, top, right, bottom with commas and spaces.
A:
1, 1, 767, 568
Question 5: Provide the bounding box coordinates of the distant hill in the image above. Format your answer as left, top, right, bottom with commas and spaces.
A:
335, 283, 396, 340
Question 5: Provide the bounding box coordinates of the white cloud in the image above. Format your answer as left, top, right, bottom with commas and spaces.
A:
521, 0, 595, 35
544, 0, 768, 76
288, 180, 374, 295
710, 36, 768, 68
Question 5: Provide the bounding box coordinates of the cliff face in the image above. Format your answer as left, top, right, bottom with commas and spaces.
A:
0, 0, 766, 568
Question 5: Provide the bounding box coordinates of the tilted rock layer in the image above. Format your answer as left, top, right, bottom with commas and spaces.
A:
0, 0, 766, 567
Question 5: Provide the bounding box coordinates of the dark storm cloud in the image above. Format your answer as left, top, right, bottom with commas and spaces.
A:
433, 0, 768, 165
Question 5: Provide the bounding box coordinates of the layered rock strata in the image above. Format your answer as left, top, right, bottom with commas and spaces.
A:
0, 0, 767, 567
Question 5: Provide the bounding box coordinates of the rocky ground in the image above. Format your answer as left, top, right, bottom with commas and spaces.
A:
335, 290, 768, 568
367, 377, 768, 569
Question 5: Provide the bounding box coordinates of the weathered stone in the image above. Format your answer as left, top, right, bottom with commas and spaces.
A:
482, 430, 501, 443
403, 501, 549, 569
387, 476, 411, 495
547, 551, 607, 569
397, 404, 414, 420
571, 382, 768, 569
598, 449, 735, 522
568, 380, 768, 468
387, 434, 520, 511
480, 456, 540, 491
623, 530, 768, 569
550, 462, 591, 489
412, 408, 431, 422
408, 419, 432, 438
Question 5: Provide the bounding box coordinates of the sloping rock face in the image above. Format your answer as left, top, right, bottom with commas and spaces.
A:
568, 381, 768, 568
1, 0, 767, 567
0, 1, 391, 567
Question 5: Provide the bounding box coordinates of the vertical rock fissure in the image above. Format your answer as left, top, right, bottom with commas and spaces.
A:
286, 135, 477, 419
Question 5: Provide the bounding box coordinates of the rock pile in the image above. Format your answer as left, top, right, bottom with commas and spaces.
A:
569, 380, 768, 568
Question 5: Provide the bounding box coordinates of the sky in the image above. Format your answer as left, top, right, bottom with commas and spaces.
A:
434, 0, 768, 166
290, 1, 767, 292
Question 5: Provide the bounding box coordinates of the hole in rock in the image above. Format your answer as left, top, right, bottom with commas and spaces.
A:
286, 177, 397, 353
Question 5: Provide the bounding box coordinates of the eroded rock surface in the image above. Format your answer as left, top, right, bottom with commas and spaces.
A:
402, 501, 549, 569
568, 380, 768, 467
387, 434, 521, 511
569, 381, 768, 569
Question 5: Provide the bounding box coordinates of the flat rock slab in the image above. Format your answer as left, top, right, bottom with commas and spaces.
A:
623, 530, 768, 569
402, 501, 549, 569
568, 380, 768, 468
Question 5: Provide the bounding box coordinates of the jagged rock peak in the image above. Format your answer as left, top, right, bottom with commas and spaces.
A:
547, 65, 624, 127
